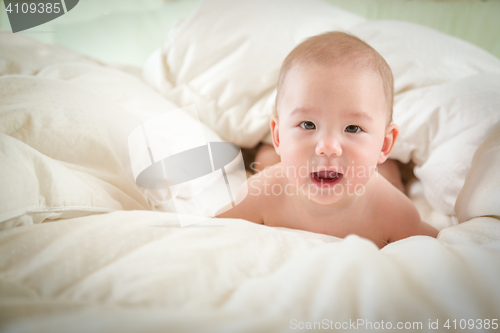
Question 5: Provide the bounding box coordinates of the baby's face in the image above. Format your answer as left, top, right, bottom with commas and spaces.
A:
273, 62, 391, 205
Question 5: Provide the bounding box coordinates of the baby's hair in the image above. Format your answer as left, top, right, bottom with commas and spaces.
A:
275, 31, 394, 123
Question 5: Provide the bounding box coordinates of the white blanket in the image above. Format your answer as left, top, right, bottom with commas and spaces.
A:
1, 211, 499, 333
0, 34, 229, 229
1, 1, 500, 332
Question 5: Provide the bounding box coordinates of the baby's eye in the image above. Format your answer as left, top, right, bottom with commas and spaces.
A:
345, 125, 361, 133
299, 121, 316, 130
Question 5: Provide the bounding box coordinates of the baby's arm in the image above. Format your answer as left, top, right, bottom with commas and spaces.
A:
419, 221, 439, 238
389, 201, 439, 242
382, 179, 438, 243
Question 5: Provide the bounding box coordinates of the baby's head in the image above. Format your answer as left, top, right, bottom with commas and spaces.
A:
270, 31, 399, 205
275, 31, 393, 121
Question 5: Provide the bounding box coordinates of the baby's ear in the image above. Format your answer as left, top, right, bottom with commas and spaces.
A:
378, 123, 399, 164
270, 115, 281, 156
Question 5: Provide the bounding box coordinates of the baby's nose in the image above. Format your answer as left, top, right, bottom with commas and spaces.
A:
315, 136, 342, 157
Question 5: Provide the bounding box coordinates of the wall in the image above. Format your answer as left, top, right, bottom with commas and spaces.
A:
1, 0, 498, 66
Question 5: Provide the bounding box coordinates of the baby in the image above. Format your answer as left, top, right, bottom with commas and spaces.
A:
218, 31, 438, 248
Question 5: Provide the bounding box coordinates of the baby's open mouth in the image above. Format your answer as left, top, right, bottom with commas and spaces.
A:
311, 170, 342, 182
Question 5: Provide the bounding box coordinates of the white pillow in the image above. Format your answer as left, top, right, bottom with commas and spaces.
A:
438, 126, 500, 245
143, 0, 366, 148
350, 20, 500, 95
396, 74, 500, 215
455, 123, 500, 223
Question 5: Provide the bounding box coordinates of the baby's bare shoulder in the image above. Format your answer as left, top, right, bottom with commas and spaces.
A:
368, 175, 421, 242
217, 165, 285, 223
249, 164, 286, 187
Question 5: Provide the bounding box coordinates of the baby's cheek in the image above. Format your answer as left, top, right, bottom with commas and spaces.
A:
345, 159, 377, 184
282, 149, 304, 168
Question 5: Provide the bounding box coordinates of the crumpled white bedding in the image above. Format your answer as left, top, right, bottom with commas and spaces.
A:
0, 210, 499, 333
144, 0, 500, 215
1, 0, 500, 332
0, 33, 230, 229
